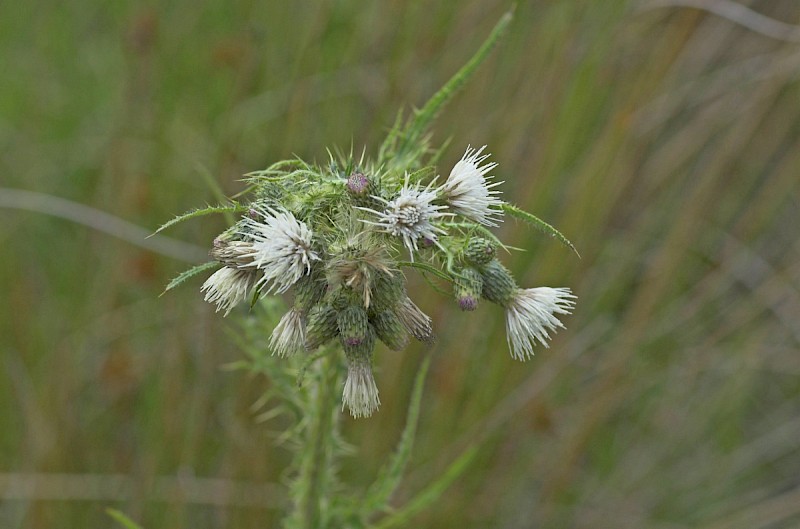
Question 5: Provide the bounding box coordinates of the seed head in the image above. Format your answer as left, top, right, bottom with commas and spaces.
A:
453, 267, 483, 311
359, 176, 450, 260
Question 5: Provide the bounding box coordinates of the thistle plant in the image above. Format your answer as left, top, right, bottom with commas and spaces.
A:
157, 9, 577, 528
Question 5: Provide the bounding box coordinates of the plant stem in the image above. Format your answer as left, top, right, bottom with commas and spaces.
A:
286, 350, 341, 529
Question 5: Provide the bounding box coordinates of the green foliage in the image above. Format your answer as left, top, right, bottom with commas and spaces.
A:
106, 509, 145, 529
379, 9, 514, 169
162, 261, 219, 294
153, 204, 248, 235
361, 356, 431, 519
501, 203, 580, 257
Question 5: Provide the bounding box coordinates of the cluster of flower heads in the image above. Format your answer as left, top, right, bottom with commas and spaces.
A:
200, 146, 575, 418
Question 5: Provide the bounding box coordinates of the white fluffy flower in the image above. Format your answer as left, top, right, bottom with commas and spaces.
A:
342, 362, 381, 418
359, 176, 450, 259
269, 309, 306, 357
201, 266, 256, 316
239, 207, 319, 294
505, 287, 576, 360
439, 145, 503, 226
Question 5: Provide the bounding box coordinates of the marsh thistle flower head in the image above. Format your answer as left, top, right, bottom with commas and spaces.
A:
238, 207, 319, 294
360, 176, 450, 259
505, 287, 576, 360
269, 309, 306, 357
201, 266, 256, 316
343, 359, 381, 419
439, 145, 503, 226
171, 136, 575, 418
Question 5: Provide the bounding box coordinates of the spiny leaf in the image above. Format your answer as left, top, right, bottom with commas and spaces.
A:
152, 204, 247, 235
106, 509, 145, 529
362, 356, 431, 519
371, 446, 479, 529
162, 261, 219, 295
383, 9, 514, 163
501, 203, 580, 257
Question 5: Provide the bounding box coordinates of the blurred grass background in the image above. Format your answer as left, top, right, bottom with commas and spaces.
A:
2, 0, 800, 527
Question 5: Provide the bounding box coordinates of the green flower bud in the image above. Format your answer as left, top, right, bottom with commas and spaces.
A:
453, 267, 483, 311
337, 305, 371, 348
370, 271, 405, 314
464, 237, 496, 265
480, 259, 518, 306
341, 321, 376, 358
305, 303, 338, 350
371, 310, 409, 351
292, 273, 326, 312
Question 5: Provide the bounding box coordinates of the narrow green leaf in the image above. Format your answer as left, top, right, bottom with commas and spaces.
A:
152, 204, 247, 235
362, 356, 431, 518
106, 508, 145, 529
396, 261, 453, 283
501, 203, 580, 257
371, 446, 479, 529
384, 9, 514, 162
162, 261, 218, 295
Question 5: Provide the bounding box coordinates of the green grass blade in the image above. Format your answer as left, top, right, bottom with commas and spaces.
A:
162, 261, 218, 295
152, 204, 247, 235
106, 508, 145, 529
501, 203, 580, 257
371, 445, 479, 529
361, 356, 432, 518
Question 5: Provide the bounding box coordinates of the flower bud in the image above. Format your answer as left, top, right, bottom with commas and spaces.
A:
305, 303, 338, 350
292, 273, 326, 312
370, 271, 405, 314
480, 259, 518, 306
453, 267, 483, 311
346, 172, 369, 195
464, 237, 496, 265
337, 305, 371, 348
371, 310, 409, 351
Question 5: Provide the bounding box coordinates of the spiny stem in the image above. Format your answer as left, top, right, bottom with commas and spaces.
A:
286, 351, 342, 529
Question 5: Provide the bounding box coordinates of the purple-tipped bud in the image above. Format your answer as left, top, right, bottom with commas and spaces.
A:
248, 207, 260, 219
343, 336, 363, 347
458, 295, 479, 311
453, 267, 483, 311
346, 172, 369, 195
337, 305, 371, 349
422, 237, 436, 248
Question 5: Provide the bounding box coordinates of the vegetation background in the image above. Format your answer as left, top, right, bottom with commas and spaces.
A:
2, 0, 799, 527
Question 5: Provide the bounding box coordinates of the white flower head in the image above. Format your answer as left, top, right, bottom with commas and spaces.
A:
505, 287, 576, 360
440, 145, 503, 226
269, 308, 306, 357
239, 207, 320, 294
201, 266, 257, 316
359, 175, 450, 259
342, 361, 381, 418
